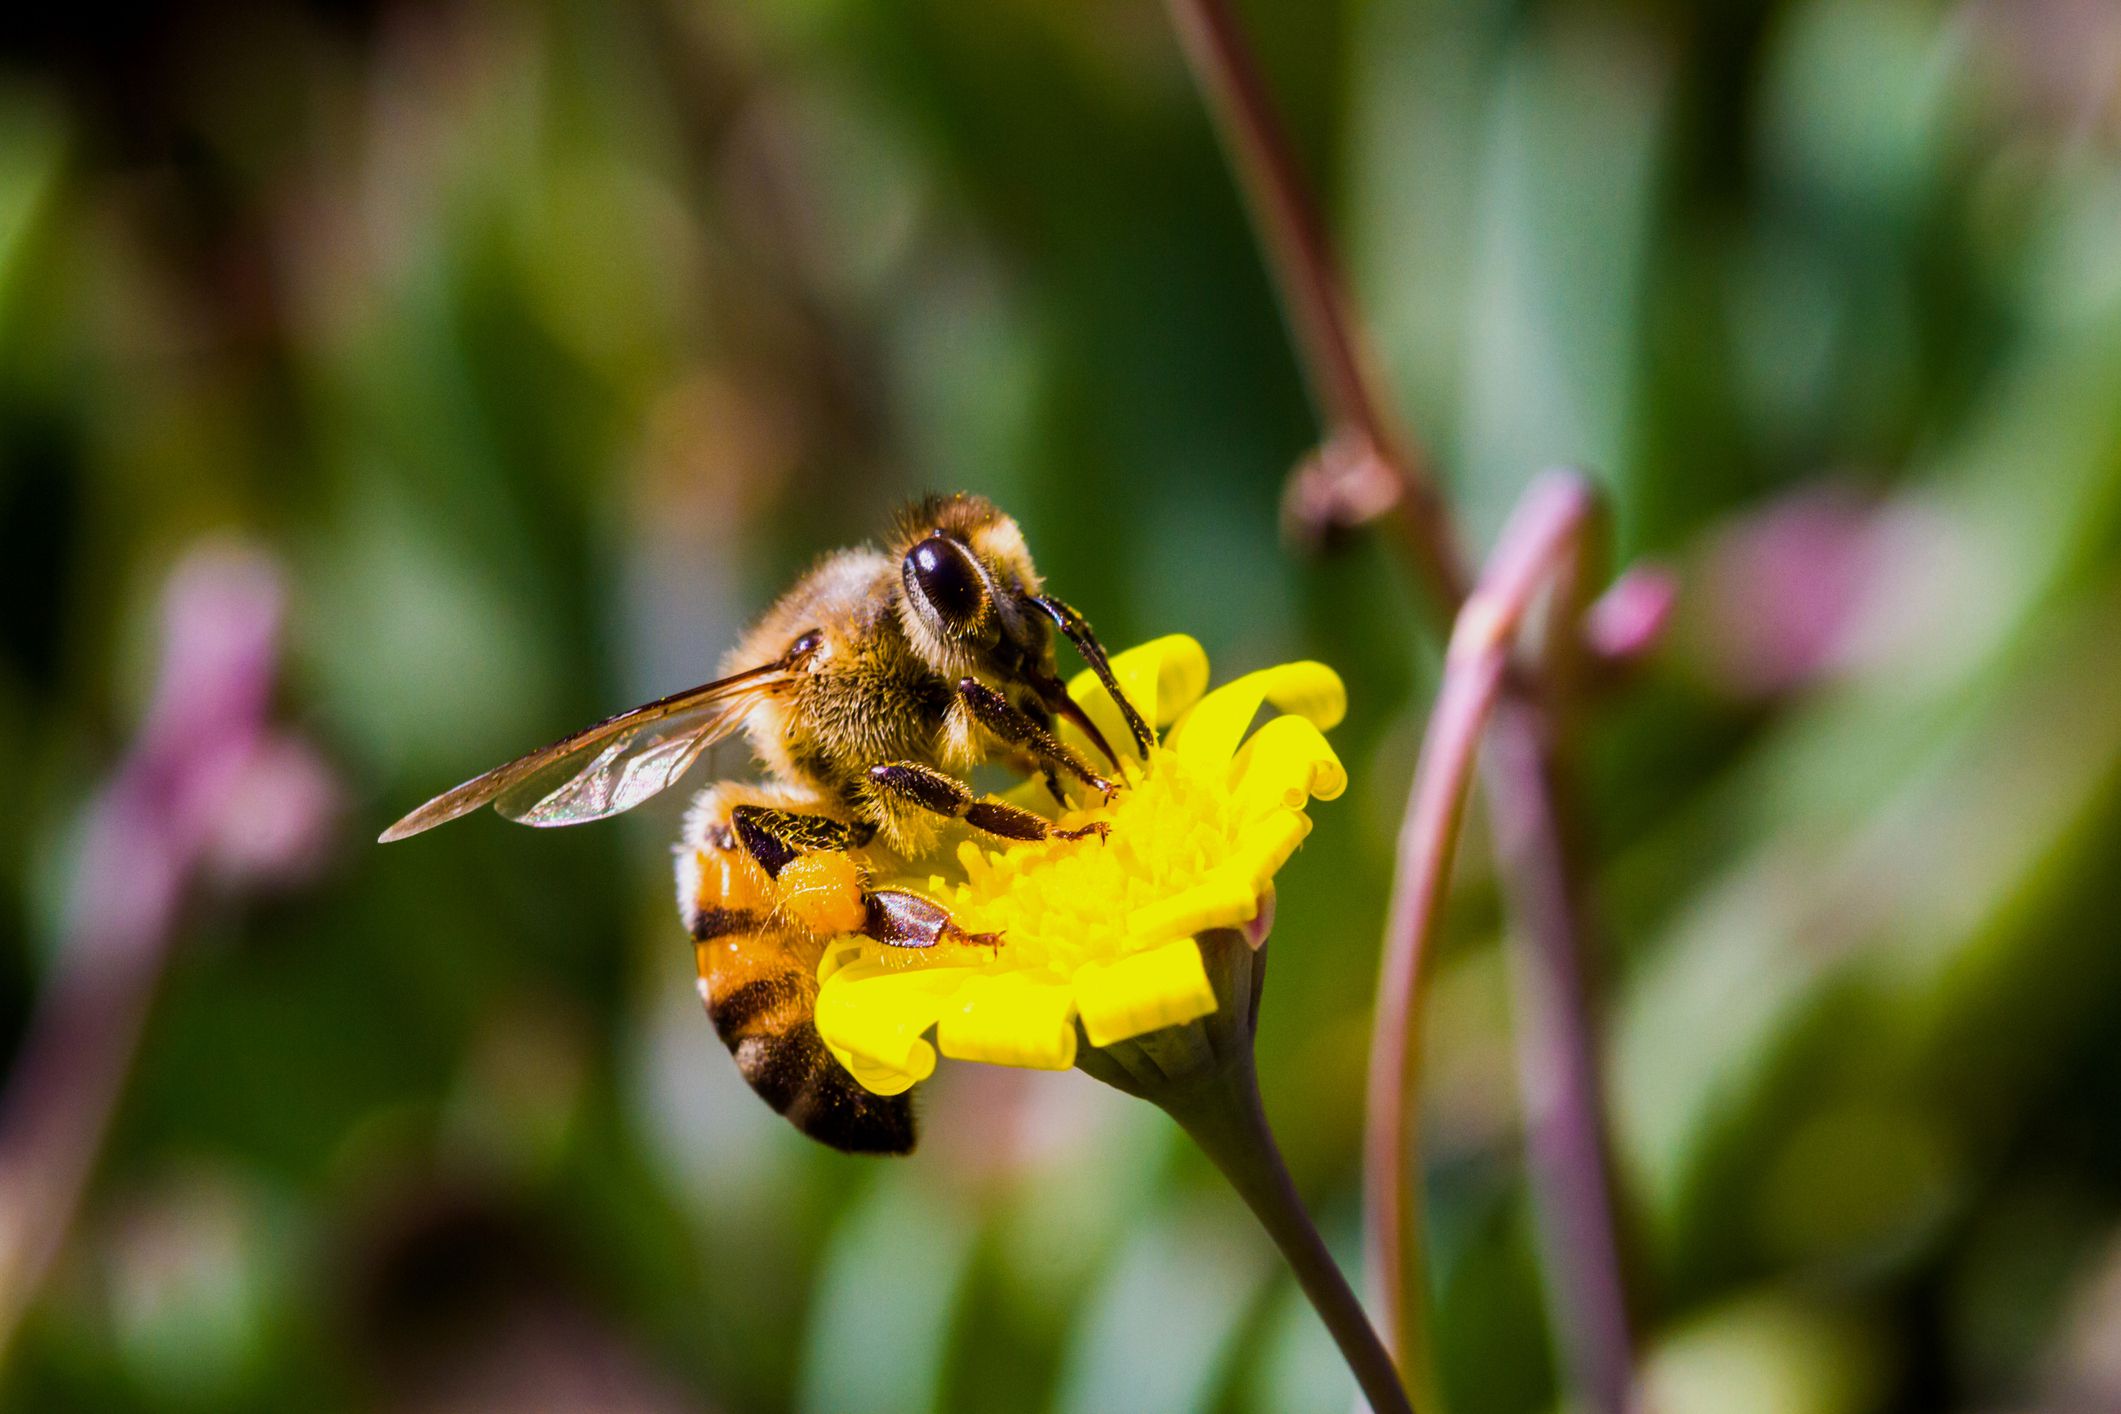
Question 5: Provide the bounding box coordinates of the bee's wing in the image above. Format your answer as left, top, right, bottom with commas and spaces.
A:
378, 661, 790, 843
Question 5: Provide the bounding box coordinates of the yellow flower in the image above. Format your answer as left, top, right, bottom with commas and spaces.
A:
813, 634, 1347, 1096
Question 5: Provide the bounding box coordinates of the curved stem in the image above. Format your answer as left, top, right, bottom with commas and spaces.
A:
1364, 473, 1597, 1381
0, 547, 288, 1363
1364, 651, 1501, 1389
1158, 0, 1644, 1403
1165, 1054, 1416, 1414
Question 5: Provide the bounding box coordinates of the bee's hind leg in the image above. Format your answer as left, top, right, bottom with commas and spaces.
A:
862, 888, 1001, 950
726, 802, 997, 951
867, 761, 1109, 845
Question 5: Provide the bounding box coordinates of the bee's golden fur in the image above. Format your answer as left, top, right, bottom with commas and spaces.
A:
725, 494, 1054, 859
683, 493, 1069, 1153
388, 492, 1083, 1154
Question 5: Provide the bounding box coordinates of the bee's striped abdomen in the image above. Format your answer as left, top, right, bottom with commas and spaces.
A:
680, 790, 915, 1155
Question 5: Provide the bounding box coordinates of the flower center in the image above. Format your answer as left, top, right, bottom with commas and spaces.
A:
931, 747, 1232, 973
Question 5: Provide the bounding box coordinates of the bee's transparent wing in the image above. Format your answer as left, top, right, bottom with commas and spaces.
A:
493, 693, 758, 827
378, 661, 788, 843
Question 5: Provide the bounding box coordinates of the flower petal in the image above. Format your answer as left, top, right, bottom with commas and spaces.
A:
817, 938, 870, 984
1074, 938, 1220, 1047
938, 974, 1079, 1070
1230, 811, 1312, 892
1228, 714, 1348, 810
1165, 661, 1346, 771
814, 960, 970, 1094
824, 1037, 936, 1096
1125, 874, 1262, 947
1063, 634, 1210, 763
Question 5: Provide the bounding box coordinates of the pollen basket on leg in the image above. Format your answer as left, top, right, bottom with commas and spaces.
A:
679, 780, 920, 1154
778, 852, 868, 936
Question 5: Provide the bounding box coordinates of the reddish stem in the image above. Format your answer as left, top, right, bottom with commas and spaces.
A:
1482, 698, 1636, 1414
1362, 472, 1597, 1380
1161, 0, 1468, 615
1157, 3, 1642, 1408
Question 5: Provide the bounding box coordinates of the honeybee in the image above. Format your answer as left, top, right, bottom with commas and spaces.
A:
381, 494, 1151, 1153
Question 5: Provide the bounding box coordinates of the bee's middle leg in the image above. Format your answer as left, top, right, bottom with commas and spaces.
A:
727, 802, 997, 950
867, 760, 1109, 844
730, 804, 871, 878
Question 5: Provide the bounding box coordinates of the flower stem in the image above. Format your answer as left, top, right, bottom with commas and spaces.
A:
1163, 1054, 1417, 1414
1364, 471, 1597, 1387
1482, 701, 1637, 1414
1158, 0, 1645, 1403
1161, 0, 1468, 614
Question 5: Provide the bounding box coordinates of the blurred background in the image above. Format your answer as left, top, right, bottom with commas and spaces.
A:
2, 0, 2119, 1410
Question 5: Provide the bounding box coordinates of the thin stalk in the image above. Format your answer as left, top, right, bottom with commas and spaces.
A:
1161, 0, 1468, 615
1363, 472, 1596, 1383
0, 896, 170, 1358
1167, 1054, 1416, 1414
1157, 3, 1642, 1407
1481, 491, 1638, 1412
1483, 703, 1636, 1414
1080, 929, 1413, 1413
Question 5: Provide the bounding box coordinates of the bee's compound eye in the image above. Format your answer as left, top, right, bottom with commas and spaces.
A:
904, 533, 988, 633
789, 630, 825, 661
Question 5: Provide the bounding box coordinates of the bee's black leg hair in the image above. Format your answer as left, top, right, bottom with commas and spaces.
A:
863, 888, 1002, 950
867, 761, 1109, 843
729, 805, 873, 879
1028, 595, 1154, 757
957, 679, 1118, 800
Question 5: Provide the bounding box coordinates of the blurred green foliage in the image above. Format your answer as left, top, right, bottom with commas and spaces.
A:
2, 0, 2120, 1410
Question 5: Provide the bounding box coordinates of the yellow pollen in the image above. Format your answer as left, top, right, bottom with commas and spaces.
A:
940, 749, 1243, 969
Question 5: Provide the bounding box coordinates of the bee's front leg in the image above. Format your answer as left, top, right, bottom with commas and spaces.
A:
956, 679, 1117, 800
1029, 594, 1154, 757
866, 760, 1109, 844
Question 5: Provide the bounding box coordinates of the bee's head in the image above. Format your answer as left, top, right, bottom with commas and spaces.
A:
891, 492, 1135, 769
893, 493, 1049, 677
